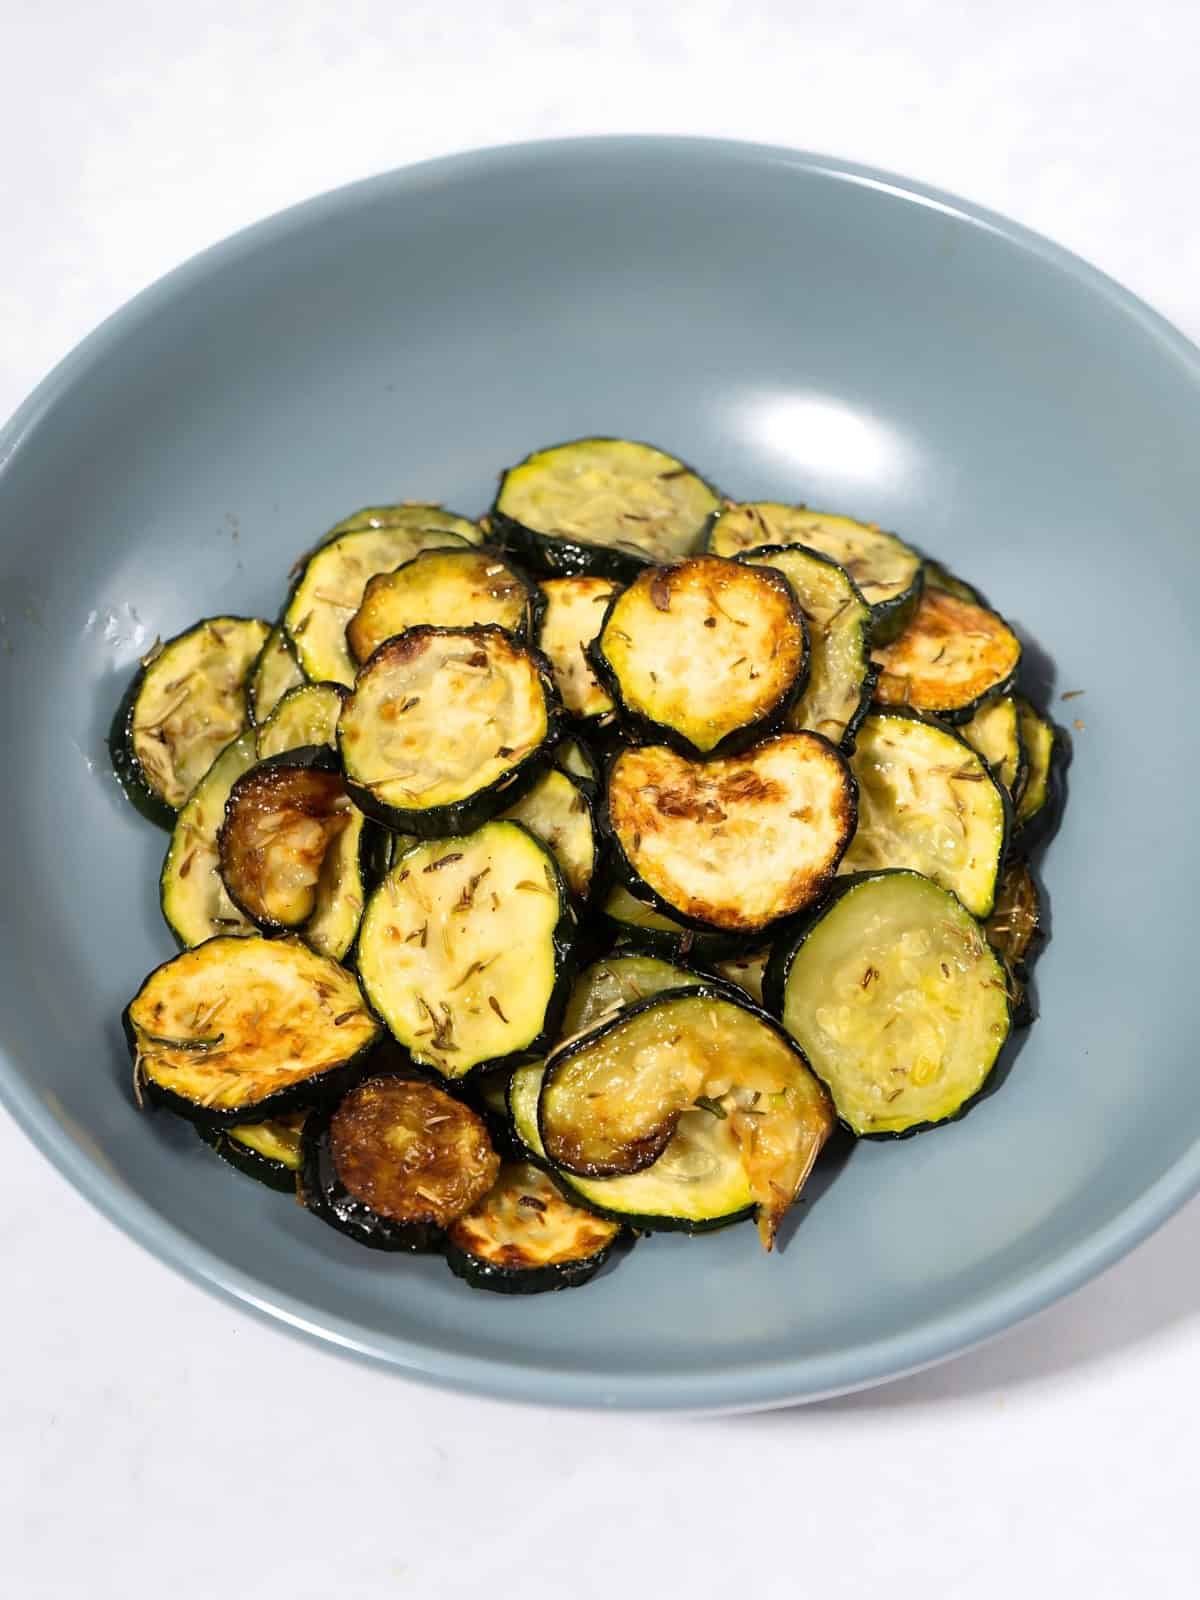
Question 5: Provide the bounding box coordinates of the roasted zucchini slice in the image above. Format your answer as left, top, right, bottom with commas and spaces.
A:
160, 731, 259, 947
738, 544, 876, 750
553, 734, 600, 791
598, 883, 751, 962
283, 525, 472, 686
924, 560, 984, 606
714, 947, 770, 1007
254, 681, 346, 759
592, 555, 808, 757
339, 625, 560, 836
301, 1075, 499, 1251
493, 438, 720, 579
218, 751, 354, 933
125, 935, 381, 1127
538, 989, 834, 1248
985, 858, 1044, 1024
111, 616, 270, 824
302, 803, 379, 964
444, 1161, 623, 1294
246, 624, 304, 727
346, 547, 542, 666
322, 502, 481, 545
839, 710, 1008, 918
1013, 696, 1063, 840
560, 952, 711, 1036
198, 1111, 307, 1192
355, 822, 574, 1078
872, 587, 1021, 722
707, 503, 922, 642
536, 576, 621, 720
604, 735, 856, 933
500, 768, 596, 902
767, 871, 1011, 1136
960, 694, 1024, 800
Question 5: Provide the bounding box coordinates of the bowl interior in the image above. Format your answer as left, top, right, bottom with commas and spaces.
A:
2, 138, 1199, 1409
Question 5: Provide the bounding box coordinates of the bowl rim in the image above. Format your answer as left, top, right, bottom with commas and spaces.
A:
3, 134, 1200, 1412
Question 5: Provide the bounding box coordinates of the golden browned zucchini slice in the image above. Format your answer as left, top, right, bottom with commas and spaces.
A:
593, 555, 807, 756
346, 547, 540, 665
604, 735, 856, 933
444, 1162, 623, 1293
536, 575, 621, 719
872, 587, 1021, 722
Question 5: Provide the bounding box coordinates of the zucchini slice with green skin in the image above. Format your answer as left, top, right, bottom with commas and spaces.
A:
536, 576, 621, 721
197, 1111, 307, 1193
872, 587, 1021, 723
302, 803, 381, 965
160, 731, 259, 948
591, 555, 808, 757
110, 616, 270, 825
346, 547, 543, 666
492, 438, 721, 579
924, 560, 985, 607
283, 526, 473, 687
1013, 696, 1065, 844
124, 934, 381, 1128
604, 735, 856, 934
599, 882, 757, 963
322, 503, 481, 545
737, 544, 876, 751
246, 624, 305, 727
560, 952, 714, 1035
339, 625, 561, 836
355, 821, 575, 1078
538, 988, 834, 1248
553, 734, 600, 792
300, 1074, 499, 1252
444, 1161, 623, 1294
500, 767, 596, 902
839, 710, 1009, 918
706, 503, 923, 643
960, 694, 1025, 800
218, 749, 355, 933
714, 947, 770, 1008
255, 681, 347, 759
766, 871, 1011, 1137
985, 858, 1044, 1025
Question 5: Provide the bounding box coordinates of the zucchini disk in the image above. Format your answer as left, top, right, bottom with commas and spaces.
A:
444, 1161, 623, 1294
500, 767, 596, 901
714, 947, 770, 1007
706, 503, 922, 643
767, 871, 1011, 1136
283, 525, 473, 687
198, 1111, 307, 1193
111, 616, 270, 823
839, 710, 1008, 917
872, 587, 1021, 722
536, 576, 621, 720
985, 858, 1043, 1023
924, 560, 984, 606
592, 555, 808, 757
346, 547, 542, 666
492, 437, 720, 579
355, 821, 574, 1078
218, 752, 354, 933
538, 989, 834, 1249
562, 952, 714, 1036
338, 624, 560, 835
301, 1075, 499, 1252
737, 544, 875, 751
1013, 696, 1061, 836
255, 681, 347, 759
322, 502, 481, 544
553, 735, 600, 791
960, 694, 1024, 800
605, 735, 856, 933
125, 935, 381, 1127
599, 883, 751, 962
160, 732, 259, 947
246, 624, 305, 727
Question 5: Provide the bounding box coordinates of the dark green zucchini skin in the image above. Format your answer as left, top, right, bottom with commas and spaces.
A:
865, 560, 924, 647
195, 1124, 299, 1193
340, 625, 564, 838
598, 897, 757, 965
1012, 715, 1071, 855
443, 1229, 623, 1295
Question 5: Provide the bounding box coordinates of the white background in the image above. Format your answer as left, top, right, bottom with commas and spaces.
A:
3, 3, 1200, 1594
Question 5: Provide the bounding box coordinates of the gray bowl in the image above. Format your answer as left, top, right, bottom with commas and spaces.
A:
1, 137, 1197, 1411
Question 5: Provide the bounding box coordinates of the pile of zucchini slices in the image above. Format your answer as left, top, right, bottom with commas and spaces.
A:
114, 438, 1067, 1294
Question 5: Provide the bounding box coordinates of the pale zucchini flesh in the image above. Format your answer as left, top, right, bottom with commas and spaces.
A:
346, 547, 537, 665
246, 624, 305, 727
1014, 697, 1057, 828
961, 694, 1024, 799
537, 576, 620, 718
322, 503, 481, 544
160, 732, 259, 947
255, 682, 346, 759
500, 767, 596, 900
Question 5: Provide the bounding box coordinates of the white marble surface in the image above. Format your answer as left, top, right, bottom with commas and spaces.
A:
3, 3, 1200, 1593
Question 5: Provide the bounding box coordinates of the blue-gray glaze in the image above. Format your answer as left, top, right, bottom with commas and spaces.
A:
1, 137, 1197, 1411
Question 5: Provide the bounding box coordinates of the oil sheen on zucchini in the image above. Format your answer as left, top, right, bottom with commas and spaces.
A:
707, 503, 923, 642
872, 587, 1021, 722
246, 624, 305, 727
768, 871, 1011, 1136
536, 576, 621, 720
339, 625, 560, 835
960, 694, 1024, 799
198, 1111, 306, 1192
493, 438, 720, 578
346, 547, 541, 665
500, 767, 596, 901
604, 735, 856, 932
593, 555, 808, 756
112, 616, 270, 823
254, 682, 346, 759
125, 935, 380, 1127
839, 710, 1008, 918
444, 1161, 622, 1294
355, 822, 574, 1077
160, 731, 259, 947
538, 988, 834, 1248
